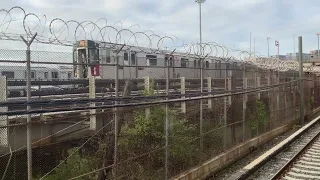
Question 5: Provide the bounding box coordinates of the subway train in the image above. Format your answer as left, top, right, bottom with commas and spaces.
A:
72, 40, 243, 80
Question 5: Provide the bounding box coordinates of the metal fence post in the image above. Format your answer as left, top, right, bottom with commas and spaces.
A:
180, 77, 186, 114
242, 65, 247, 142
223, 70, 228, 150
114, 44, 124, 179
276, 72, 280, 126
257, 76, 261, 100
21, 33, 37, 180
0, 76, 8, 147
144, 76, 151, 117
165, 50, 175, 180
89, 76, 96, 130
200, 57, 204, 153
299, 36, 305, 125
165, 58, 170, 180
207, 77, 212, 109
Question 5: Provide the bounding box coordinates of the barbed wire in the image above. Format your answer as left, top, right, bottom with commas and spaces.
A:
1, 6, 320, 73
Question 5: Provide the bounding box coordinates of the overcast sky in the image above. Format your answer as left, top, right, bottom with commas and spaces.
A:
1, 0, 320, 56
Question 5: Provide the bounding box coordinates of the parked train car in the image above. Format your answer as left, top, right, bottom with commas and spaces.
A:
0, 65, 74, 81
73, 40, 243, 80
1, 65, 74, 97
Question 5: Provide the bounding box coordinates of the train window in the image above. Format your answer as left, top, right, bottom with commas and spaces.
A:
106, 56, 111, 63
181, 58, 188, 67
215, 62, 218, 69
68, 72, 72, 79
194, 60, 197, 68
106, 48, 111, 63
165, 57, 173, 67
124, 52, 129, 62
88, 49, 99, 63
31, 71, 36, 79
198, 60, 201, 68
205, 61, 210, 69
1, 71, 14, 79
131, 53, 136, 65
218, 61, 221, 69
44, 72, 48, 79
52, 72, 59, 79
169, 57, 173, 67
146, 55, 157, 66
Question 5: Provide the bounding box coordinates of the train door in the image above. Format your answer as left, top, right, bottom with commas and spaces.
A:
130, 51, 137, 79
73, 40, 99, 79
165, 55, 174, 78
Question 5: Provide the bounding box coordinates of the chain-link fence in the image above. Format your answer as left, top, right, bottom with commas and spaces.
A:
0, 47, 319, 180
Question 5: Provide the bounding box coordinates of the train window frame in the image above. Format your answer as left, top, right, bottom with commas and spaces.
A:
44, 72, 48, 79
217, 61, 221, 69
68, 72, 72, 79
165, 56, 173, 67
131, 53, 136, 65
88, 48, 99, 63
1, 71, 14, 79
106, 56, 111, 63
146, 55, 157, 66
181, 58, 189, 67
169, 57, 173, 67
124, 52, 129, 62
51, 71, 59, 79
31, 71, 36, 79
205, 61, 210, 69
165, 57, 169, 67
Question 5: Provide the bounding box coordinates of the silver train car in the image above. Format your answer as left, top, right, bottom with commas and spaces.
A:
73, 40, 242, 79
0, 66, 74, 81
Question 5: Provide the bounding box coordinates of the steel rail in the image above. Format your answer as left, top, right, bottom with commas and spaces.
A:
0, 80, 297, 108
0, 80, 297, 116
270, 131, 320, 180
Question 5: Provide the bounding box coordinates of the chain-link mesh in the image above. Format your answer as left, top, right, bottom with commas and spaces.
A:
0, 47, 320, 180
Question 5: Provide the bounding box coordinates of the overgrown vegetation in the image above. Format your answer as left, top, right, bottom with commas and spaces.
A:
33, 80, 273, 179
34, 145, 104, 180
248, 99, 267, 135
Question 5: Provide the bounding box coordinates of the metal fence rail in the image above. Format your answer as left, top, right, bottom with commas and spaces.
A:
1, 52, 318, 179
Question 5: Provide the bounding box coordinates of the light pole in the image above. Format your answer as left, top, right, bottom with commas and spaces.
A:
316, 33, 320, 57
196, 0, 205, 53
195, 0, 205, 156
275, 40, 280, 58
267, 37, 271, 57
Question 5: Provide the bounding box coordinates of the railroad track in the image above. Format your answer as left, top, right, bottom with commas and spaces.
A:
226, 115, 320, 180
272, 131, 320, 180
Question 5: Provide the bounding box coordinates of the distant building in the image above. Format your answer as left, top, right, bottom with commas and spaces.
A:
310, 50, 320, 55
270, 55, 287, 60
285, 53, 312, 62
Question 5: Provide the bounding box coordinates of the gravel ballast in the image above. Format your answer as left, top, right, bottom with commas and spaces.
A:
207, 126, 301, 180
